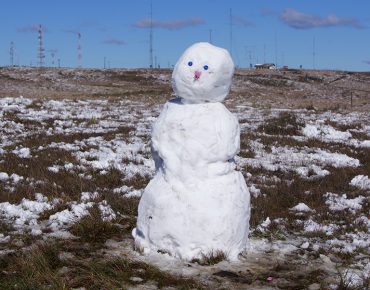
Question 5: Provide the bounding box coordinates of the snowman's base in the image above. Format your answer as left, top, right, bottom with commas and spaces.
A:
132, 171, 250, 261
132, 230, 245, 262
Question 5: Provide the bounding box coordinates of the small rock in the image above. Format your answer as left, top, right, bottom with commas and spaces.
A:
301, 242, 310, 249
130, 276, 144, 283
308, 283, 321, 290
328, 254, 341, 263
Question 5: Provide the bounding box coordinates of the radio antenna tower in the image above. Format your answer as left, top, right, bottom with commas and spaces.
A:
149, 0, 154, 68
229, 8, 233, 57
313, 37, 316, 70
274, 32, 278, 68
10, 41, 15, 66
38, 25, 45, 67
48, 49, 57, 67
77, 32, 82, 68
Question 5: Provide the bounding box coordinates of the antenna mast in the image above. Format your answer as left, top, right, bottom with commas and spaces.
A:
149, 0, 154, 68
229, 8, 233, 56
49, 49, 57, 67
313, 37, 316, 70
77, 32, 82, 68
10, 41, 15, 66
38, 25, 45, 67
274, 32, 278, 68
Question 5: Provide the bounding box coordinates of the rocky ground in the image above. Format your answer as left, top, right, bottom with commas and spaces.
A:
0, 67, 369, 289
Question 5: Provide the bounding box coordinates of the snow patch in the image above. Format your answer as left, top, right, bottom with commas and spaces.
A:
303, 219, 338, 235
290, 203, 314, 213
12, 147, 31, 158
48, 202, 93, 230
0, 172, 9, 181
325, 192, 365, 214
350, 175, 370, 190
0, 193, 53, 233
302, 123, 352, 141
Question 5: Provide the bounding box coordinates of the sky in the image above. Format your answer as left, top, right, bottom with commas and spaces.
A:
1, 0, 370, 71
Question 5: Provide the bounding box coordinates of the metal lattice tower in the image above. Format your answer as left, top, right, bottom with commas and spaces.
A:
77, 32, 82, 68
38, 25, 45, 67
10, 41, 15, 66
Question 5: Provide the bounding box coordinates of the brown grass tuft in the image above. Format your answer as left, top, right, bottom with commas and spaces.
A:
92, 167, 125, 189
69, 206, 121, 244
191, 250, 228, 266
258, 111, 304, 136
103, 192, 139, 233
125, 173, 150, 189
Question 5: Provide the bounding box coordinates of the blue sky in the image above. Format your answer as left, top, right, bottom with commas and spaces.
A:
1, 0, 370, 71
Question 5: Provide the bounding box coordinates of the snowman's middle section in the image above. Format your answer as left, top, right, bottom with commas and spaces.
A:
153, 99, 240, 183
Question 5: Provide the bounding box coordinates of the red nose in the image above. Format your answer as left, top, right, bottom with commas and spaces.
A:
194, 70, 202, 80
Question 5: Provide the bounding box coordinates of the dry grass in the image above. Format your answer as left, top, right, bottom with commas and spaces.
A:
2, 67, 370, 110
257, 111, 304, 136
0, 147, 138, 203
103, 193, 139, 233
1, 67, 369, 289
191, 250, 228, 266
69, 206, 121, 244
91, 167, 125, 189
0, 242, 204, 290
0, 220, 13, 235
125, 172, 150, 189
239, 132, 256, 158
0, 243, 66, 289
250, 164, 368, 238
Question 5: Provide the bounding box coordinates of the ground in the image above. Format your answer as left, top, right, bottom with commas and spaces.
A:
0, 67, 369, 289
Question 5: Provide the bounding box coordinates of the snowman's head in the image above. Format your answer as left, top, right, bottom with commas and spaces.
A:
171, 42, 234, 104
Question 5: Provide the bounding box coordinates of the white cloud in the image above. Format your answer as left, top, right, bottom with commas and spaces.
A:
133, 17, 204, 30
280, 8, 362, 29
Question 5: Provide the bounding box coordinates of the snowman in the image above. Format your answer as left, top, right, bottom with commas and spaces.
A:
132, 42, 250, 261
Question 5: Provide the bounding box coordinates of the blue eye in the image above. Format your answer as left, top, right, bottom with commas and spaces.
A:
203, 65, 209, 70
188, 61, 193, 66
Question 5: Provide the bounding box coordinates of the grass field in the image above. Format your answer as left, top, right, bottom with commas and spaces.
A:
0, 67, 369, 289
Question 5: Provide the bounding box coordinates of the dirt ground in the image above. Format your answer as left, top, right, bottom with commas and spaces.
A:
1, 66, 369, 111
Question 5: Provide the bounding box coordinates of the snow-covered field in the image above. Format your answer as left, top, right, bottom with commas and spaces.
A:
0, 69, 369, 289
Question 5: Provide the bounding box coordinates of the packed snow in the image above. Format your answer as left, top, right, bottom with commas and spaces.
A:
134, 43, 250, 261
